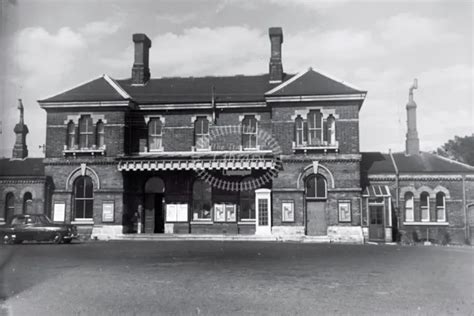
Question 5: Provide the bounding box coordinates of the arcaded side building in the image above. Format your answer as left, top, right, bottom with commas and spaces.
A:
3, 27, 472, 244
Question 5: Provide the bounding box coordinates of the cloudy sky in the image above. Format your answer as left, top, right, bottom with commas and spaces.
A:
0, 0, 472, 157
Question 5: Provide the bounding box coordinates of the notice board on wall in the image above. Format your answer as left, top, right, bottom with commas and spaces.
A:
53, 202, 66, 222
102, 202, 115, 223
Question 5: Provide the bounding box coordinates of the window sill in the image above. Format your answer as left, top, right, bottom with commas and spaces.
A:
72, 219, 94, 225
190, 221, 213, 225
403, 222, 449, 226
63, 147, 106, 156
292, 141, 339, 153
192, 146, 212, 152
238, 220, 256, 225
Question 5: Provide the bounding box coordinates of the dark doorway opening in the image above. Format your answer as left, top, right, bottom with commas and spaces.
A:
154, 194, 164, 233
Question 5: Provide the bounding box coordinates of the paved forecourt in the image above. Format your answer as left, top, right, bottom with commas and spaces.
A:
0, 241, 472, 315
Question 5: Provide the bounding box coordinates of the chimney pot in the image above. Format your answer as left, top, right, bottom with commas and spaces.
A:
132, 33, 152, 85
268, 27, 284, 83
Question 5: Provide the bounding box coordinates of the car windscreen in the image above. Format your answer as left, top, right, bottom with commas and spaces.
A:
11, 217, 26, 225
37, 215, 52, 224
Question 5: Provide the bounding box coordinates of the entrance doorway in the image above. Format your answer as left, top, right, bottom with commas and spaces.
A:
144, 177, 165, 234
368, 204, 384, 241
304, 173, 328, 236
307, 201, 327, 236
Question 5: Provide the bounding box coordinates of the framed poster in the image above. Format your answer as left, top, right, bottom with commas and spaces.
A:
166, 204, 177, 222
102, 202, 115, 223
177, 204, 188, 222
338, 201, 351, 222
53, 202, 66, 222
226, 204, 236, 222
214, 204, 226, 222
282, 200, 294, 222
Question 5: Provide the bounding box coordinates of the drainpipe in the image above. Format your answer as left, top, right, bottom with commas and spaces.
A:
389, 149, 400, 241
462, 174, 467, 242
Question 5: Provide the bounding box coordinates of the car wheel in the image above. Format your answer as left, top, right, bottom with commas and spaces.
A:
63, 239, 72, 244
13, 239, 23, 244
53, 233, 63, 244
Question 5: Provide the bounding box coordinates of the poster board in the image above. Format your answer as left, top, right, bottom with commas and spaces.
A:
166, 204, 188, 222
53, 202, 66, 222
226, 205, 236, 222
177, 204, 188, 222
338, 201, 351, 222
166, 204, 177, 222
102, 202, 115, 223
282, 200, 294, 222
214, 204, 226, 222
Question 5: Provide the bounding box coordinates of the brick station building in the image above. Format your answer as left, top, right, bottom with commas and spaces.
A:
3, 27, 472, 244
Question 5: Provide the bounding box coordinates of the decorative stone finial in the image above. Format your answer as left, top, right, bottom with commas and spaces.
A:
12, 99, 29, 159
405, 79, 420, 155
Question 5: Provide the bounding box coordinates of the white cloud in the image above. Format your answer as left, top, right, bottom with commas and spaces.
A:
15, 27, 86, 90
378, 12, 460, 47
155, 12, 198, 24
150, 26, 268, 76
80, 20, 121, 39
284, 28, 384, 72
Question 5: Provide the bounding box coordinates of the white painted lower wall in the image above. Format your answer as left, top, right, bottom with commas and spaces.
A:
91, 225, 123, 240
272, 226, 305, 240
328, 226, 364, 244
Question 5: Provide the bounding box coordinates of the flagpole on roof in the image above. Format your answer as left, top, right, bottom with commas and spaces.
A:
211, 85, 216, 124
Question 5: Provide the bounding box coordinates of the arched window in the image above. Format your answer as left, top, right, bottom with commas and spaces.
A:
4, 193, 15, 224
420, 192, 430, 222
307, 110, 323, 145
194, 116, 210, 150
79, 115, 93, 149
96, 120, 105, 148
242, 115, 257, 149
327, 115, 336, 145
67, 121, 75, 149
436, 192, 446, 222
148, 118, 163, 151
305, 174, 327, 199
23, 192, 33, 214
404, 192, 414, 222
192, 180, 212, 220
295, 116, 304, 146
240, 177, 256, 220
73, 176, 94, 219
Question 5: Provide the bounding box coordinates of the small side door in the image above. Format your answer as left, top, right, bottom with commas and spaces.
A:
369, 205, 385, 241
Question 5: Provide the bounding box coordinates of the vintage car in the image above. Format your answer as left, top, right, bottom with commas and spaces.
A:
0, 214, 78, 244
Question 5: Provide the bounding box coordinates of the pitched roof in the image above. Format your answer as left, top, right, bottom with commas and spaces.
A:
39, 75, 128, 103
266, 68, 365, 96
361, 151, 474, 175
0, 158, 45, 177
117, 74, 294, 104
38, 68, 366, 105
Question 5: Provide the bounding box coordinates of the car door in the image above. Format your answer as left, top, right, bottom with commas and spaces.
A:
23, 216, 38, 241
12, 216, 28, 240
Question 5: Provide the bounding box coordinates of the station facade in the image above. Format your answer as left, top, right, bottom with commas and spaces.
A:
3, 27, 473, 244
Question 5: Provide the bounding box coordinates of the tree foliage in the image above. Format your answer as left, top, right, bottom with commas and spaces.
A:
436, 134, 474, 166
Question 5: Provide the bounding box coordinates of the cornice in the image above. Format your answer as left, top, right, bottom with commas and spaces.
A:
0, 176, 47, 184
44, 158, 118, 166
280, 154, 361, 163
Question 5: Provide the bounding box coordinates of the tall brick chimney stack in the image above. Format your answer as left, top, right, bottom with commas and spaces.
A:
269, 27, 284, 83
406, 79, 420, 155
131, 33, 152, 85
12, 99, 29, 159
